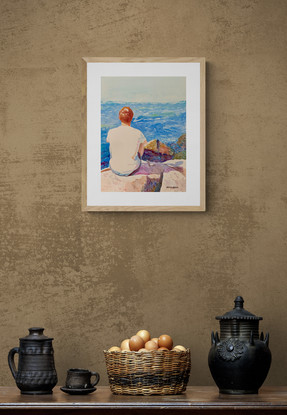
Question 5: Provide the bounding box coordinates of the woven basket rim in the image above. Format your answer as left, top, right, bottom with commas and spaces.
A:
104, 348, 190, 354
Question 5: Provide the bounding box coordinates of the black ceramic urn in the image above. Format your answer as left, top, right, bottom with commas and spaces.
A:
8, 327, 58, 394
208, 296, 271, 394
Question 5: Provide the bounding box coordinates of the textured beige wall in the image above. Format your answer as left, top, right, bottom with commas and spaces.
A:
1, 0, 287, 388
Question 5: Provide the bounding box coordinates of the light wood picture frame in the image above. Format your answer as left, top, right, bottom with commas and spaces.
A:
82, 57, 205, 211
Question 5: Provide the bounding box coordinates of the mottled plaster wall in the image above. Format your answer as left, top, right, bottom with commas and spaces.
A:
1, 0, 287, 386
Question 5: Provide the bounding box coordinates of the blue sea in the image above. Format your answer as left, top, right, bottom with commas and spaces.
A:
101, 101, 186, 169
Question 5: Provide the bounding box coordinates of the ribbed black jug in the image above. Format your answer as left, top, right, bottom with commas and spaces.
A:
8, 327, 58, 394
208, 296, 271, 394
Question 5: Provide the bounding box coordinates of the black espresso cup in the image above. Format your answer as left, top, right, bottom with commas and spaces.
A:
66, 368, 100, 389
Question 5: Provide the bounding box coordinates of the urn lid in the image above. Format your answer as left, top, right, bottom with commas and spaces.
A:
20, 327, 53, 341
216, 296, 263, 321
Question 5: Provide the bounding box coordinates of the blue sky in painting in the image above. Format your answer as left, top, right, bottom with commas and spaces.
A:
101, 77, 186, 103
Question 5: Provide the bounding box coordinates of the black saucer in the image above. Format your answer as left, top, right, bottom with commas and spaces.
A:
60, 386, 97, 395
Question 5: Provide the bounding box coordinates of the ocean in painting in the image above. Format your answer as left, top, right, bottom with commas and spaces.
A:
101, 101, 186, 169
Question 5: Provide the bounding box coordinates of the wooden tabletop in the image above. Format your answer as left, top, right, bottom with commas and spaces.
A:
0, 386, 287, 414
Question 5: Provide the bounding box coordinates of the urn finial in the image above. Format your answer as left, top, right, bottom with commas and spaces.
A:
234, 296, 244, 309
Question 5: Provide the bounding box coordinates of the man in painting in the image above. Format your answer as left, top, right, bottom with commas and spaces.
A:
107, 106, 147, 176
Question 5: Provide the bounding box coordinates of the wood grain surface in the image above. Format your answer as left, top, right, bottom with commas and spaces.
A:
1, 386, 287, 414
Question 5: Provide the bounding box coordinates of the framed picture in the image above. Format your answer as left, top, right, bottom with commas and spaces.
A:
82, 57, 205, 211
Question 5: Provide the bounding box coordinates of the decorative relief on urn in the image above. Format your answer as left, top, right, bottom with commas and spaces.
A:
217, 338, 246, 362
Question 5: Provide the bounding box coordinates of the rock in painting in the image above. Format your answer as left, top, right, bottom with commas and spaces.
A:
177, 133, 186, 149
162, 159, 186, 176
101, 168, 162, 192
101, 160, 186, 192
161, 170, 186, 192
142, 139, 174, 162
171, 134, 186, 159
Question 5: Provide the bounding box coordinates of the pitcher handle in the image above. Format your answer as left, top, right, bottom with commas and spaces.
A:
90, 371, 100, 387
8, 347, 20, 379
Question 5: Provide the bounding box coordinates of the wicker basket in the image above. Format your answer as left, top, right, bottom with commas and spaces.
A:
104, 349, 191, 395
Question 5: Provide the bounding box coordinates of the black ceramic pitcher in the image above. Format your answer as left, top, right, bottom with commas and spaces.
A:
8, 327, 58, 394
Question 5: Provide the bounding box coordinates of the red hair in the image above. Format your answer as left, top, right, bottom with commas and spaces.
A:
119, 106, 134, 124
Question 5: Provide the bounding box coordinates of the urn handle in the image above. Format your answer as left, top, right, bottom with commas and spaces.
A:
8, 347, 20, 379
